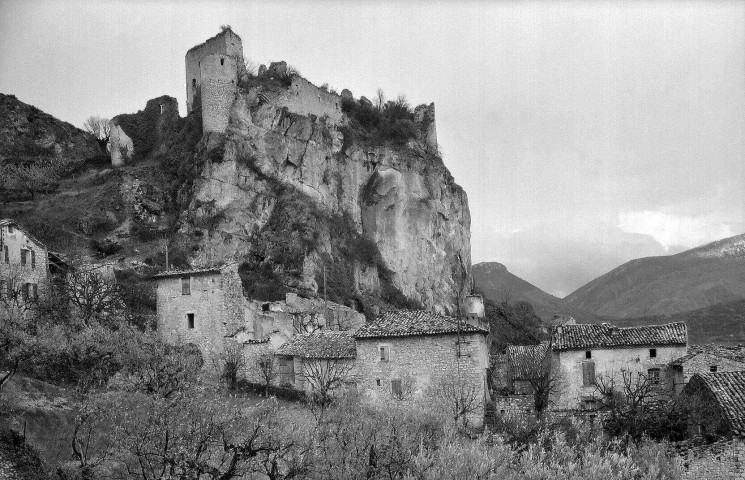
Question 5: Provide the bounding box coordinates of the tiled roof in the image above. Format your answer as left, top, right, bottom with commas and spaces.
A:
671, 345, 745, 366
687, 371, 745, 437
507, 343, 550, 380
355, 310, 489, 339
150, 266, 223, 279
275, 330, 356, 359
552, 322, 687, 351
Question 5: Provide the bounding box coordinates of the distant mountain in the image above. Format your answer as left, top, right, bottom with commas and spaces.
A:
472, 262, 597, 323
565, 233, 745, 318
592, 299, 745, 345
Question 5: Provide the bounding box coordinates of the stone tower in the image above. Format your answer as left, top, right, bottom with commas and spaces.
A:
185, 28, 244, 113
200, 54, 237, 134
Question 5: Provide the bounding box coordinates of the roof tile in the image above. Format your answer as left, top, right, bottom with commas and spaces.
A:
687, 371, 745, 437
552, 322, 687, 351
355, 310, 488, 339
275, 330, 356, 359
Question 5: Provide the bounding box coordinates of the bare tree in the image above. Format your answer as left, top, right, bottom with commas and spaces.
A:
434, 377, 483, 430
290, 311, 322, 334
520, 342, 564, 414
63, 264, 126, 326
256, 352, 277, 397
83, 115, 111, 152
375, 88, 386, 111
220, 344, 245, 391
300, 358, 355, 407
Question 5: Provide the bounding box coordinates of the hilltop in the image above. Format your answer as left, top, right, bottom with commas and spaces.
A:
565, 233, 745, 318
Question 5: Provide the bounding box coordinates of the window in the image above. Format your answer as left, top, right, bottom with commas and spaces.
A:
3, 245, 8, 263
391, 379, 402, 399
710, 365, 718, 373
7, 226, 13, 234
20, 249, 27, 266
585, 350, 592, 359
582, 362, 596, 386
30, 250, 35, 269
649, 348, 657, 358
376, 379, 381, 386
187, 313, 195, 329
220, 57, 224, 65
379, 345, 390, 362
22, 283, 30, 300
648, 368, 660, 385
159, 104, 164, 114
192, 78, 196, 87
181, 277, 191, 295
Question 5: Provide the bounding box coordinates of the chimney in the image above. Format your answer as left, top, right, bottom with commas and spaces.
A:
461, 294, 486, 329
371, 305, 380, 319
556, 325, 564, 335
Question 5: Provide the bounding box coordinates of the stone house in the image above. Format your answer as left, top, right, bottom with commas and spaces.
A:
353, 309, 490, 428
273, 330, 357, 395
0, 219, 50, 320
550, 322, 688, 410
153, 263, 364, 370
677, 371, 745, 479
671, 345, 745, 394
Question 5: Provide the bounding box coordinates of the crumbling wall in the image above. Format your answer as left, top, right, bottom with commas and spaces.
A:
414, 103, 437, 152
274, 76, 344, 124
678, 438, 745, 479
109, 123, 133, 167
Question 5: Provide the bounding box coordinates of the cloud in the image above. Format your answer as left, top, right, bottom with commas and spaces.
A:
618, 210, 736, 251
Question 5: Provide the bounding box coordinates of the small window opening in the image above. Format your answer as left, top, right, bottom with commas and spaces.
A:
30, 250, 35, 269
391, 379, 403, 399
650, 348, 657, 358
262, 303, 270, 312
379, 345, 389, 362
7, 226, 14, 234
159, 104, 164, 114
376, 379, 381, 386
500, 410, 505, 414
181, 277, 191, 295
220, 57, 225, 66
710, 365, 718, 372
192, 78, 196, 87
585, 350, 592, 359
187, 313, 195, 329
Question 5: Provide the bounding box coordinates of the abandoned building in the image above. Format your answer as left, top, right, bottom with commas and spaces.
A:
152, 263, 365, 367
671, 345, 745, 394
550, 322, 688, 410
0, 219, 50, 319
677, 371, 745, 479
354, 306, 490, 428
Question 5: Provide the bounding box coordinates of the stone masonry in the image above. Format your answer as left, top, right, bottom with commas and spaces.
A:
678, 438, 745, 479
200, 54, 237, 134
185, 28, 244, 113
0, 219, 49, 320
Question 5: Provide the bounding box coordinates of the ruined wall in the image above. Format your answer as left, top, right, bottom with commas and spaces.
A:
493, 394, 534, 416
185, 29, 243, 113
678, 438, 745, 479
355, 333, 489, 427
109, 123, 133, 167
274, 76, 344, 124
200, 54, 237, 134
414, 103, 437, 152
553, 345, 686, 410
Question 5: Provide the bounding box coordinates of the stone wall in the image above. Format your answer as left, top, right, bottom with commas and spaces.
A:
413, 103, 437, 151
355, 332, 490, 427
493, 394, 534, 416
109, 123, 133, 167
185, 29, 243, 113
200, 54, 238, 134
552, 345, 686, 410
674, 354, 745, 394
678, 438, 745, 479
274, 76, 344, 124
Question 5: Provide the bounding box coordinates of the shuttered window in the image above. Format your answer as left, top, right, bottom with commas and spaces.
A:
20, 249, 27, 266
181, 277, 191, 295
3, 246, 7, 263
582, 361, 596, 386
391, 379, 402, 398
31, 250, 35, 269
379, 345, 390, 362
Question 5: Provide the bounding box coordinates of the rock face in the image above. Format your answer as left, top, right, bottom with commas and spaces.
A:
185, 86, 471, 313
0, 93, 100, 161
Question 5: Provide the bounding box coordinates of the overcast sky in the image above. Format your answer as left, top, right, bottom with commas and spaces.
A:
1, 0, 743, 297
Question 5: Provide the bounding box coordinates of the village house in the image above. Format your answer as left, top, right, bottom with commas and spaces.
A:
273, 330, 357, 395
353, 305, 490, 428
550, 322, 688, 410
676, 371, 745, 479
153, 263, 364, 368
0, 219, 50, 320
670, 345, 745, 394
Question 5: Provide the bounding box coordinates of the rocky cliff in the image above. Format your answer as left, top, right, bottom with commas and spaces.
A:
181, 82, 471, 313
